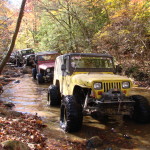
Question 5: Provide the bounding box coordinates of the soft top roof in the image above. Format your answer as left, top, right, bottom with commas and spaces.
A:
18, 48, 33, 51
36, 51, 58, 56
61, 53, 113, 58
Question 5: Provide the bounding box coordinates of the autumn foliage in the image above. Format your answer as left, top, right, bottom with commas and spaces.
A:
0, 0, 150, 80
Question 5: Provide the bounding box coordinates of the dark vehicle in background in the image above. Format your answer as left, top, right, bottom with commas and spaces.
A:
8, 52, 16, 64
16, 48, 34, 66
32, 51, 59, 84
24, 54, 35, 66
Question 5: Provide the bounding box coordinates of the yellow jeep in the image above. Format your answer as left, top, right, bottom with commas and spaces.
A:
47, 53, 150, 132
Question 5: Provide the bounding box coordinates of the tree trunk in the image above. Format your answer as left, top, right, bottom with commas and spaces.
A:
0, 0, 27, 74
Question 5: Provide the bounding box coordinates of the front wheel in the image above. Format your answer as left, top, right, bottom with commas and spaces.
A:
131, 95, 150, 123
32, 68, 37, 80
60, 95, 83, 132
47, 85, 61, 106
37, 73, 44, 84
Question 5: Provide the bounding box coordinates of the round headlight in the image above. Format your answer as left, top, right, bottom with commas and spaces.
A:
47, 69, 50, 72
122, 82, 130, 88
94, 83, 102, 90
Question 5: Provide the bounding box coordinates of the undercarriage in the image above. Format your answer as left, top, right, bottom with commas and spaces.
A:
83, 89, 135, 116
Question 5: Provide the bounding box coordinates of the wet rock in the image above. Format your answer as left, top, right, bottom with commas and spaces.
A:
0, 108, 10, 116
10, 111, 22, 117
3, 75, 10, 78
4, 78, 13, 82
1, 140, 30, 150
4, 102, 15, 109
86, 136, 103, 149
12, 73, 20, 77
0, 108, 22, 117
123, 134, 132, 139
0, 77, 5, 80
13, 80, 20, 83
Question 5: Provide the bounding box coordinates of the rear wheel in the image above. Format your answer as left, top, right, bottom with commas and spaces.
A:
60, 95, 83, 132
47, 85, 61, 106
131, 95, 150, 123
37, 73, 44, 84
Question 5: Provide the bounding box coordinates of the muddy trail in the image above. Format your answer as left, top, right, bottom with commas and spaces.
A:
1, 71, 150, 150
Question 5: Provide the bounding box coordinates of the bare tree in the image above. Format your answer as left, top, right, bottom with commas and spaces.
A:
0, 0, 27, 74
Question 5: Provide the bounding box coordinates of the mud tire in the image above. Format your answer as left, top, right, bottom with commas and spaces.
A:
37, 73, 44, 84
47, 85, 61, 106
60, 95, 83, 132
16, 60, 22, 67
26, 59, 30, 66
131, 95, 150, 123
32, 68, 37, 80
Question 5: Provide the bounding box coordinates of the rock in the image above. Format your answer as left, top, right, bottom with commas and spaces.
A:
0, 108, 10, 116
12, 73, 20, 77
4, 102, 15, 108
13, 80, 20, 83
86, 136, 103, 149
123, 134, 132, 139
1, 140, 30, 150
9, 111, 22, 117
0, 108, 22, 117
0, 77, 5, 80
0, 84, 3, 94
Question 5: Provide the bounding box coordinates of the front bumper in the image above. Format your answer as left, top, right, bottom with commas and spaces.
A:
85, 99, 135, 115
43, 73, 53, 81
96, 100, 134, 115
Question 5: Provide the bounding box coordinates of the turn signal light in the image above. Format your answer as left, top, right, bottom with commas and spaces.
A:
123, 90, 127, 94
98, 91, 102, 95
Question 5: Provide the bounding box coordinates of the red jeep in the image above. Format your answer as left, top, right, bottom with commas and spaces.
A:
32, 51, 59, 84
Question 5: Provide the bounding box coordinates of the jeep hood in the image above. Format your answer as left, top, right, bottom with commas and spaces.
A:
39, 62, 55, 70
72, 73, 132, 87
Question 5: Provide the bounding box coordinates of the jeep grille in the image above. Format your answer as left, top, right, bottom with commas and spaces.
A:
103, 82, 121, 92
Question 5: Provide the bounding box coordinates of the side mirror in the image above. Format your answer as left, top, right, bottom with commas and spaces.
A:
61, 64, 66, 71
115, 64, 122, 74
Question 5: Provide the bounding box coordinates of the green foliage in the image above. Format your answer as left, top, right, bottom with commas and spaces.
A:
32, 0, 109, 53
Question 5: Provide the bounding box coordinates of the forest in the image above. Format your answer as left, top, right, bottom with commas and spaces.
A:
0, 0, 150, 81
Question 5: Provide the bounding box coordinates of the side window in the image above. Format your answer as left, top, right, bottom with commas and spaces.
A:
55, 58, 62, 76
65, 56, 70, 73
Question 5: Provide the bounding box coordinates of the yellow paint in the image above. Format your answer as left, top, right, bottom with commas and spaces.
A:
54, 71, 132, 98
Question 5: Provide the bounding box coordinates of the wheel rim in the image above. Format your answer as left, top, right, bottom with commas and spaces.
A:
64, 108, 67, 127
60, 105, 67, 129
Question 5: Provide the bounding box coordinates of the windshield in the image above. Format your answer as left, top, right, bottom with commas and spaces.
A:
38, 54, 58, 61
71, 56, 113, 69
21, 50, 34, 55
